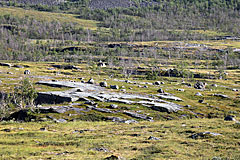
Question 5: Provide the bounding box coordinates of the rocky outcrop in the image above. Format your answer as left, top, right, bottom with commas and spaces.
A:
36, 80, 182, 113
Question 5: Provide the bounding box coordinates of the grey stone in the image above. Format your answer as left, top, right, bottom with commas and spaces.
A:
52, 64, 79, 70
40, 127, 47, 131
24, 70, 30, 75
194, 81, 206, 89
154, 81, 162, 85
211, 84, 218, 87
157, 88, 165, 93
100, 81, 107, 87
177, 89, 185, 92
232, 88, 239, 92
195, 92, 202, 96
110, 85, 119, 89
224, 115, 236, 121
148, 136, 160, 140
55, 119, 67, 123
91, 147, 109, 152
109, 104, 118, 109
123, 119, 138, 124
7, 72, 13, 75
106, 117, 124, 122
123, 110, 153, 121
213, 94, 229, 98
108, 98, 133, 104
88, 78, 94, 84
2, 129, 11, 132
190, 131, 221, 139
104, 155, 123, 160
156, 94, 183, 101
13, 65, 24, 68
0, 63, 11, 67
92, 107, 113, 113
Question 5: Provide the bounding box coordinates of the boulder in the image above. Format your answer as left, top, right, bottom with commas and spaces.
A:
109, 104, 118, 109
87, 78, 94, 84
99, 81, 107, 87
195, 92, 202, 96
148, 136, 160, 140
213, 94, 229, 98
177, 89, 185, 92
52, 64, 79, 70
13, 65, 24, 68
156, 94, 183, 101
24, 70, 31, 75
157, 88, 165, 93
123, 110, 153, 121
104, 155, 122, 160
110, 85, 119, 89
232, 89, 239, 92
194, 81, 206, 89
6, 109, 36, 122
211, 84, 218, 87
0, 63, 11, 67
224, 115, 236, 121
190, 131, 221, 139
154, 81, 164, 85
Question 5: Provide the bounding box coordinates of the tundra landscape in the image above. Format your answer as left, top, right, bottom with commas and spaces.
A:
0, 0, 240, 159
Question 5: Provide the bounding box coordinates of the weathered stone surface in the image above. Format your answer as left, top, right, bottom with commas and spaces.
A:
108, 98, 133, 104
36, 80, 182, 113
213, 94, 229, 98
123, 111, 153, 121
38, 106, 88, 114
55, 119, 67, 123
36, 92, 79, 104
88, 106, 113, 113
150, 103, 181, 112
122, 119, 138, 124
156, 94, 183, 101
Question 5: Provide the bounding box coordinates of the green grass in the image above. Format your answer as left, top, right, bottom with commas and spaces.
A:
0, 119, 239, 159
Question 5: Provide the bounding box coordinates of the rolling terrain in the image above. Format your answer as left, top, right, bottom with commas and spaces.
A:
0, 0, 240, 159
